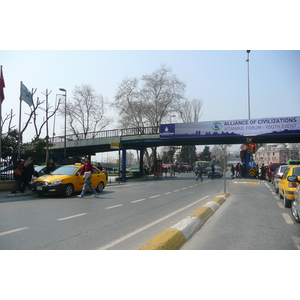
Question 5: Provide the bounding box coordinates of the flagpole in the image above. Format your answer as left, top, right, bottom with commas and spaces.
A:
0, 92, 2, 161
18, 81, 22, 159
0, 65, 3, 161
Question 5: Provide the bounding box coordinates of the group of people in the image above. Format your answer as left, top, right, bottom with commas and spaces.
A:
230, 163, 248, 178
11, 158, 55, 194
11, 156, 99, 198
196, 164, 215, 181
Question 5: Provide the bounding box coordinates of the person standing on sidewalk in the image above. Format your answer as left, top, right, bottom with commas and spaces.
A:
11, 159, 24, 193
77, 157, 99, 198
20, 157, 35, 193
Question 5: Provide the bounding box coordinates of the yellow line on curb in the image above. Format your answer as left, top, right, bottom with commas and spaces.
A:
139, 228, 186, 250
139, 193, 230, 250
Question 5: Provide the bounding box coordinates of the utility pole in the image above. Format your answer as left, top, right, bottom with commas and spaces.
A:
246, 50, 251, 119
41, 89, 52, 164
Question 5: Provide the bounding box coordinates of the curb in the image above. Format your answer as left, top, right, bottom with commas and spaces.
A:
138, 193, 230, 250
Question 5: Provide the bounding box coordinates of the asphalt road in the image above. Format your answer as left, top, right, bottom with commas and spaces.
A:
181, 178, 300, 250
1, 172, 299, 250
0, 173, 225, 250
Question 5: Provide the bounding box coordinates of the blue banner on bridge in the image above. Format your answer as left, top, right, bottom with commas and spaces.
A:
160, 116, 300, 139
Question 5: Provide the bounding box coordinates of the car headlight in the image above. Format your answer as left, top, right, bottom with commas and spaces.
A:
49, 179, 63, 186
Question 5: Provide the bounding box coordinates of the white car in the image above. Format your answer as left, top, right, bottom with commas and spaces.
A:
274, 165, 289, 194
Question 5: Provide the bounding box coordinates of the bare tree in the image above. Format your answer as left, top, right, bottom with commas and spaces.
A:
1, 109, 16, 131
62, 84, 112, 139
114, 65, 186, 168
179, 98, 203, 123
114, 65, 186, 128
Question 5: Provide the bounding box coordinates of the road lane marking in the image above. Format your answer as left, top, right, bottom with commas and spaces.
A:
282, 213, 294, 224
105, 204, 123, 209
0, 227, 28, 236
131, 198, 146, 203
164, 192, 172, 195
173, 189, 180, 192
149, 195, 160, 198
189, 186, 194, 188
181, 187, 188, 190
97, 195, 210, 250
291, 236, 300, 250
277, 202, 284, 209
57, 213, 87, 221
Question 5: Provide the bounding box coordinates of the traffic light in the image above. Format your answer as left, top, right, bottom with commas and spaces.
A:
248, 144, 256, 153
240, 151, 245, 159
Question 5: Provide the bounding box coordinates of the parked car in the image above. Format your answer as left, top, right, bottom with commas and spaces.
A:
0, 165, 14, 180
207, 167, 223, 178
278, 165, 300, 208
289, 175, 300, 223
274, 165, 289, 194
32, 163, 107, 197
266, 163, 287, 182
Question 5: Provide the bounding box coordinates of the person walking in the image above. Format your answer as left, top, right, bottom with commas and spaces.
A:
235, 163, 240, 178
196, 164, 203, 181
211, 164, 215, 180
77, 157, 99, 198
11, 159, 24, 193
20, 157, 35, 193
231, 164, 235, 179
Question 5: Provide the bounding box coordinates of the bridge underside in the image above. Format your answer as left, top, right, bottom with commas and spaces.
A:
49, 133, 300, 156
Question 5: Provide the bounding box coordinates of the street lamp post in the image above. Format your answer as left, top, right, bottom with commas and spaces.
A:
59, 88, 67, 164
246, 50, 251, 119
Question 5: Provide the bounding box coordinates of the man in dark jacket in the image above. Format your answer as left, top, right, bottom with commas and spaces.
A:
20, 157, 35, 193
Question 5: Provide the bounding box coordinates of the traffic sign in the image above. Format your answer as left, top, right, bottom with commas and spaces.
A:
249, 167, 256, 177
110, 142, 120, 149
240, 144, 248, 151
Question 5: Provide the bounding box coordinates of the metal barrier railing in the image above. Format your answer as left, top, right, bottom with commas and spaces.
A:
50, 126, 160, 143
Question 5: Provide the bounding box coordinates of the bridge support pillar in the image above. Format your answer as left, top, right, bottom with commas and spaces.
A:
122, 149, 126, 182
139, 148, 144, 176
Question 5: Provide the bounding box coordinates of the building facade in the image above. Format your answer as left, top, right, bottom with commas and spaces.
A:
253, 143, 300, 165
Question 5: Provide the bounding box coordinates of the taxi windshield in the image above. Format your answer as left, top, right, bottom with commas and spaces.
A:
51, 166, 79, 176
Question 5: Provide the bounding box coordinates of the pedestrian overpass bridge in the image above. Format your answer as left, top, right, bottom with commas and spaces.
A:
49, 116, 300, 181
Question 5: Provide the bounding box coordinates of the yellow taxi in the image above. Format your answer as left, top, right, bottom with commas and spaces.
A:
278, 165, 300, 208
32, 163, 107, 197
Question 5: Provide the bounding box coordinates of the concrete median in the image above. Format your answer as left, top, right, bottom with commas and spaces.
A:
139, 193, 230, 250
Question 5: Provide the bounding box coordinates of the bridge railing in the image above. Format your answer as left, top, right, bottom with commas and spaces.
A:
50, 126, 160, 143
120, 126, 159, 136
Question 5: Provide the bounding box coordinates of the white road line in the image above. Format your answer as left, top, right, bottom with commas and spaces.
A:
57, 213, 87, 221
173, 189, 180, 192
149, 195, 160, 198
291, 236, 300, 250
97, 195, 210, 250
282, 213, 294, 225
277, 202, 284, 209
131, 198, 146, 203
182, 187, 188, 190
164, 192, 172, 195
189, 186, 194, 188
105, 204, 123, 210
0, 227, 28, 236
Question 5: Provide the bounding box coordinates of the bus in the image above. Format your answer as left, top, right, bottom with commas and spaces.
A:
287, 160, 300, 165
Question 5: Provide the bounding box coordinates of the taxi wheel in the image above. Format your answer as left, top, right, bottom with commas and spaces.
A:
291, 201, 300, 223
97, 182, 104, 193
63, 184, 74, 197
